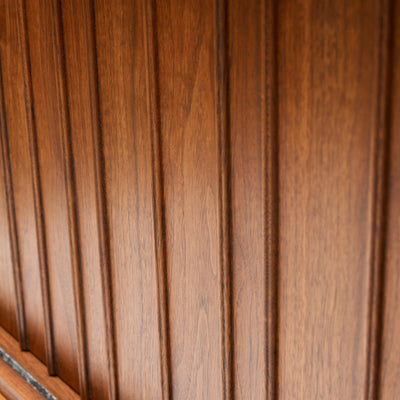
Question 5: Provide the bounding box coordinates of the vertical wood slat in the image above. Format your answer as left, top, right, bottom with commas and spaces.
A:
0, 65, 27, 350
365, 0, 394, 398
24, 0, 81, 389
20, 0, 56, 374
56, 1, 90, 397
94, 0, 163, 397
278, 0, 381, 398
262, 0, 280, 398
156, 0, 222, 396
142, 1, 172, 399
91, 1, 119, 398
60, 0, 115, 398
214, 0, 234, 399
0, 0, 47, 363
0, 121, 17, 339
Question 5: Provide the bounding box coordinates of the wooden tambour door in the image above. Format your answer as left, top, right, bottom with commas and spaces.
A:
0, 0, 399, 398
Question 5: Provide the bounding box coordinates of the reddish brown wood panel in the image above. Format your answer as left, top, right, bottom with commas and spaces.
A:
380, 0, 400, 397
0, 0, 46, 363
60, 0, 110, 398
0, 0, 400, 399
229, 0, 267, 398
155, 0, 223, 397
94, 0, 162, 398
278, 0, 382, 398
24, 0, 79, 390
0, 97, 17, 340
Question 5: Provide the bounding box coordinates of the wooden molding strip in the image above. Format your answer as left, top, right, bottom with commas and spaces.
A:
143, 1, 172, 399
214, 0, 234, 398
262, 0, 280, 399
0, 326, 80, 400
0, 348, 56, 400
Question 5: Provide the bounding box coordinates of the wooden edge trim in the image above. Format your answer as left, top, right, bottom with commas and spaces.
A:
0, 326, 80, 400
261, 0, 280, 399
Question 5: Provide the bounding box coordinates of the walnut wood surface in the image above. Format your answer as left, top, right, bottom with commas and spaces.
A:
0, 0, 46, 363
0, 0, 399, 399
23, 0, 79, 389
278, 0, 384, 398
0, 98, 17, 340
94, 0, 163, 398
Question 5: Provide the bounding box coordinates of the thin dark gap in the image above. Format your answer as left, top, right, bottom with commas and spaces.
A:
20, 0, 57, 375
262, 0, 280, 398
367, 0, 395, 398
0, 55, 28, 351
0, 347, 57, 400
215, 0, 234, 398
89, 0, 119, 398
56, 0, 91, 397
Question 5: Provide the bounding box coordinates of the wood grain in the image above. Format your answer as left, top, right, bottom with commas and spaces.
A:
60, 0, 111, 398
155, 0, 222, 397
142, 0, 172, 398
1, 0, 400, 398
0, 64, 27, 351
0, 0, 46, 363
278, 0, 382, 398
24, 0, 79, 390
229, 0, 279, 398
94, 0, 162, 397
379, 0, 400, 398
0, 88, 17, 341
214, 0, 234, 398
57, 0, 90, 396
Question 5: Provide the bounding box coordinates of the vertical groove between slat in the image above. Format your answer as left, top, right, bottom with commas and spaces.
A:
262, 0, 280, 399
142, 1, 172, 399
56, 0, 90, 398
214, 0, 234, 398
365, 0, 394, 398
90, 1, 119, 398
0, 62, 28, 351
20, 0, 57, 375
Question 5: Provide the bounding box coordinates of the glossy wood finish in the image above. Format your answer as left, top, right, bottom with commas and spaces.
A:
24, 0, 79, 388
60, 0, 109, 398
0, 0, 46, 363
155, 0, 223, 397
94, 0, 162, 398
0, 0, 400, 399
0, 95, 17, 340
278, 0, 383, 398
